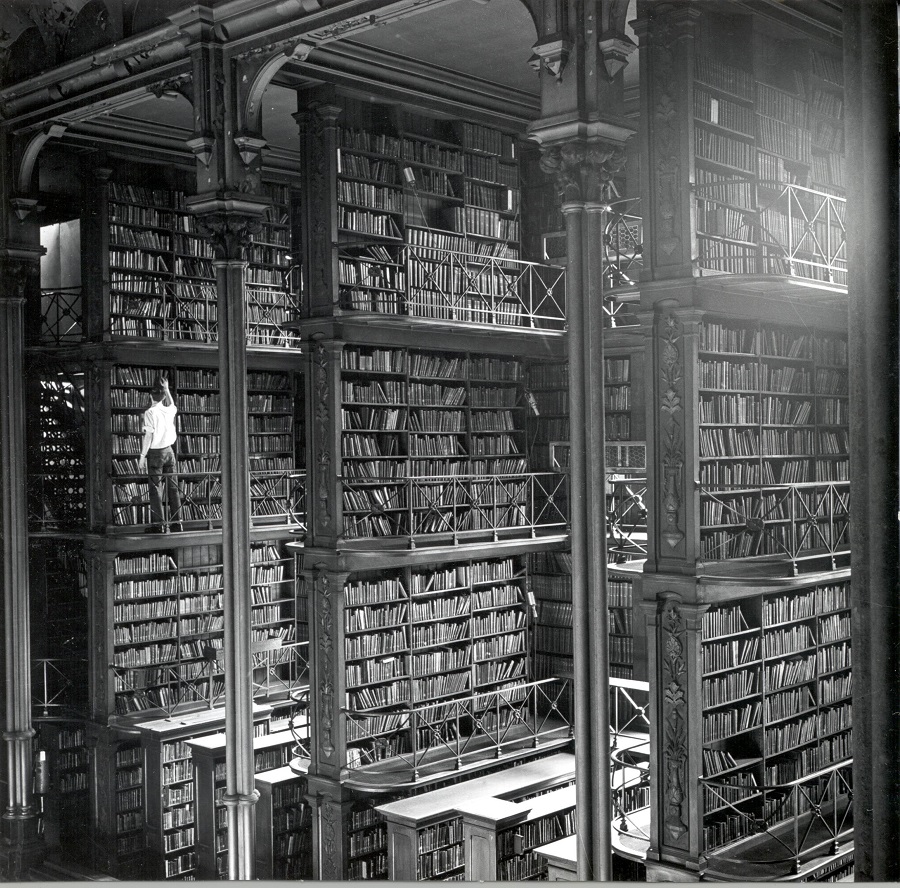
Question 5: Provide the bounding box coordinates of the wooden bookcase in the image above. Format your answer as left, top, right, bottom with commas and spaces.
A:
376, 752, 575, 881
254, 761, 313, 880
106, 179, 295, 345
188, 729, 294, 879
136, 705, 273, 880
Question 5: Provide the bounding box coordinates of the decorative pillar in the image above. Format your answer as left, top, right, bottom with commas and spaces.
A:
189, 200, 267, 881
537, 138, 629, 881
0, 252, 43, 879
643, 594, 707, 874
303, 341, 344, 549
843, 0, 900, 879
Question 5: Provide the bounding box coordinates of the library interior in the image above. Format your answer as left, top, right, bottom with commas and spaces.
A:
0, 0, 896, 883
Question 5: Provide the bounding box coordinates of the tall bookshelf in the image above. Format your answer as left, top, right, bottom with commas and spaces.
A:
99, 540, 299, 721
697, 317, 849, 564
297, 93, 573, 881
688, 43, 846, 283
107, 364, 301, 533
106, 179, 297, 345
699, 578, 852, 860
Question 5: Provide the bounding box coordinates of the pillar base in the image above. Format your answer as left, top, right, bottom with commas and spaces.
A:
0, 815, 45, 880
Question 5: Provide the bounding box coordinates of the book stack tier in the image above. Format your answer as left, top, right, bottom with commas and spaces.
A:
608, 570, 636, 679
455, 120, 520, 259
106, 542, 297, 721
807, 48, 845, 194
699, 579, 852, 855
114, 740, 145, 867
309, 556, 529, 773
697, 318, 849, 564
106, 180, 299, 345
245, 181, 298, 347
338, 345, 530, 541
530, 550, 574, 690
108, 364, 301, 532
693, 55, 757, 275
324, 104, 544, 328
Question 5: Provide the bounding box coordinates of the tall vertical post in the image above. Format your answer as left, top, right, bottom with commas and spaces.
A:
0, 249, 43, 877
844, 0, 900, 880
584, 200, 611, 878
189, 200, 267, 880
537, 138, 629, 881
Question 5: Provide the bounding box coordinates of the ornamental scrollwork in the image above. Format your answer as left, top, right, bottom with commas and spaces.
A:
313, 343, 333, 532
315, 568, 336, 760
660, 314, 685, 548
661, 596, 689, 843
320, 797, 340, 879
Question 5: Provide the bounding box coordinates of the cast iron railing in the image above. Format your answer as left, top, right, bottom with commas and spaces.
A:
607, 476, 648, 561
701, 758, 852, 874
339, 471, 569, 544
112, 639, 309, 719
695, 183, 847, 289
699, 480, 850, 572
32, 658, 89, 720
339, 242, 567, 329
610, 678, 651, 843
342, 678, 572, 780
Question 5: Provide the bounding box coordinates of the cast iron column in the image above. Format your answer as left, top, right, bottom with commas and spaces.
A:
190, 200, 268, 880
0, 254, 43, 878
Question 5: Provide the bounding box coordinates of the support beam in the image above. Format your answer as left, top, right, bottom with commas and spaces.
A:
844, 0, 900, 880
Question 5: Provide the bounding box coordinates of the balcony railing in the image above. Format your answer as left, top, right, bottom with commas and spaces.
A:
342, 678, 572, 783
38, 285, 303, 347
603, 199, 644, 310
341, 242, 567, 330
339, 471, 569, 545
607, 475, 648, 561
699, 480, 850, 572
38, 287, 83, 345
610, 679, 651, 848
695, 183, 847, 290
112, 639, 309, 719
29, 469, 305, 532
701, 759, 852, 875
32, 658, 88, 720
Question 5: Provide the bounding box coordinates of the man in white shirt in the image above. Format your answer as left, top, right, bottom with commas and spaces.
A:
138, 375, 182, 533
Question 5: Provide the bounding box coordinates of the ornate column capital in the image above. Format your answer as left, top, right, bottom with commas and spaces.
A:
539, 138, 627, 204
185, 195, 269, 261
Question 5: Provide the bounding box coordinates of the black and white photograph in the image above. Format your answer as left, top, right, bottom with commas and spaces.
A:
0, 0, 895, 883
